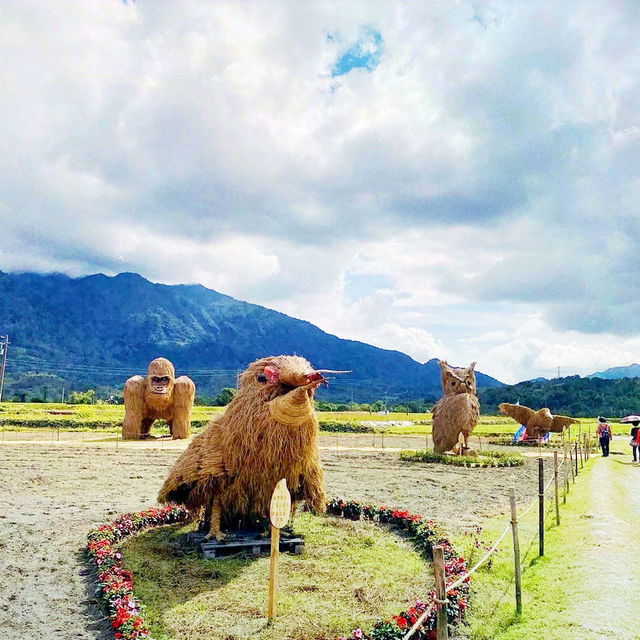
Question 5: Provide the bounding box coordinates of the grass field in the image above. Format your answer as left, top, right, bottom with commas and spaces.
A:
458, 438, 638, 640
0, 402, 613, 438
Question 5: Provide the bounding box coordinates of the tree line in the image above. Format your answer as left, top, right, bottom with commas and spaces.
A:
478, 375, 640, 418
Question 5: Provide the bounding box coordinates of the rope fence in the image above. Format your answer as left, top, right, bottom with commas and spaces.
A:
404, 435, 594, 640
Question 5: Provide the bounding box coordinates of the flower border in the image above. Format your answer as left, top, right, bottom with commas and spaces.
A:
86, 504, 190, 640
86, 502, 467, 640
327, 499, 469, 640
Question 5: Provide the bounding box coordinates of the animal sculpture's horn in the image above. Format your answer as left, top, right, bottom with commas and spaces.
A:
314, 369, 351, 374
269, 386, 313, 427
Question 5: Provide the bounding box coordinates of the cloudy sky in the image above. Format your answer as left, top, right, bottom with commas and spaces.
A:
1, 1, 639, 383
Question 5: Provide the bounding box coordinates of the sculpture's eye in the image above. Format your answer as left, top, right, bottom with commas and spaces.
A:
257, 374, 267, 383
451, 381, 456, 386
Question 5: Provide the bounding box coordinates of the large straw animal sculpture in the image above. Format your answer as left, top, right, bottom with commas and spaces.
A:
498, 403, 578, 439
158, 355, 330, 539
432, 360, 480, 454
122, 358, 195, 440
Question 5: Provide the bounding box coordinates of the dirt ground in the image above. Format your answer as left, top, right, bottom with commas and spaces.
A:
0, 432, 551, 640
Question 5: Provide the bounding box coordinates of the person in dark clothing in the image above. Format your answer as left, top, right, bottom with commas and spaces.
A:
596, 416, 612, 457
630, 421, 639, 462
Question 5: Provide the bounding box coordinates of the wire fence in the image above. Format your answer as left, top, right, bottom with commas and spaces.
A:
404, 433, 593, 640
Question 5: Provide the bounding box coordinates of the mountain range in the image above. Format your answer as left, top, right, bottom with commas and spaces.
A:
0, 271, 503, 403
588, 364, 640, 380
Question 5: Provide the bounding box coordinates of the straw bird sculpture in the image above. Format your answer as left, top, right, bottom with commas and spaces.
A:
158, 355, 334, 539
498, 403, 578, 439
122, 358, 195, 440
432, 360, 480, 454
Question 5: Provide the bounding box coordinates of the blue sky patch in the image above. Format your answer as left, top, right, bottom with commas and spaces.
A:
331, 26, 383, 77
344, 272, 393, 302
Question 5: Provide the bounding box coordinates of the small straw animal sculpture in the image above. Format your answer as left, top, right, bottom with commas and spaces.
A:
498, 403, 578, 439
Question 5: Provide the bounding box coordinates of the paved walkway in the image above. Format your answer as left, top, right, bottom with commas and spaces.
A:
563, 445, 640, 639
493, 440, 640, 640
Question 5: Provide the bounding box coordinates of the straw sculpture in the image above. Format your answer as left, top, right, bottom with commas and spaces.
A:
498, 403, 578, 439
158, 355, 329, 539
432, 360, 480, 454
122, 357, 195, 440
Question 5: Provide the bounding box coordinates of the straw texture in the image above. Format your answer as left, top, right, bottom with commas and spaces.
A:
122, 358, 195, 440
432, 360, 480, 454
158, 355, 326, 539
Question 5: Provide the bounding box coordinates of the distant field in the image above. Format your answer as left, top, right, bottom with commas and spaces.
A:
0, 402, 614, 437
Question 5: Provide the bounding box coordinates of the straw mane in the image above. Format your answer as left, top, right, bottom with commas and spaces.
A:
158, 355, 326, 538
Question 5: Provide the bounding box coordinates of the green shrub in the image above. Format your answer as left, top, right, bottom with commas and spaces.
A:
319, 420, 374, 433
399, 449, 523, 468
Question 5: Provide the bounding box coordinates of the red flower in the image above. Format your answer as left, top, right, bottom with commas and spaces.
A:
393, 615, 408, 630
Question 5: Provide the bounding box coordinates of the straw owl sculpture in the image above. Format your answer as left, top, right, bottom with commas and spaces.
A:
498, 403, 578, 439
158, 355, 338, 539
432, 360, 480, 454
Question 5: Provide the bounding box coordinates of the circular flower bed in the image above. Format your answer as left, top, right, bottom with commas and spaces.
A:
87, 502, 468, 640
86, 505, 190, 640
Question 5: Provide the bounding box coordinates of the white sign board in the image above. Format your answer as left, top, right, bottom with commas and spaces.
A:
269, 478, 291, 529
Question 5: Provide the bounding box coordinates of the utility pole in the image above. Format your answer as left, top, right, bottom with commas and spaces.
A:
0, 335, 8, 402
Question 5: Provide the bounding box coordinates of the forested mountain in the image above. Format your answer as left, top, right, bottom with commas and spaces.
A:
479, 375, 640, 418
0, 271, 502, 403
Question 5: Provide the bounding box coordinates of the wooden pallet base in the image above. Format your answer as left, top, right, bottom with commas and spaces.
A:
187, 530, 304, 559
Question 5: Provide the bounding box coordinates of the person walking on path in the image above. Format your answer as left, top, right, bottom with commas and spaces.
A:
597, 416, 612, 457
631, 421, 640, 462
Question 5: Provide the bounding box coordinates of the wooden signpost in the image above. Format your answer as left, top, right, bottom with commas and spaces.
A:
268, 478, 291, 620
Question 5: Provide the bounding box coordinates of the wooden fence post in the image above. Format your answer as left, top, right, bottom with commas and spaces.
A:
433, 545, 448, 640
554, 451, 560, 526
584, 433, 589, 459
538, 457, 544, 557
509, 488, 522, 615
579, 438, 583, 468
570, 448, 575, 483
563, 443, 568, 501
574, 442, 578, 476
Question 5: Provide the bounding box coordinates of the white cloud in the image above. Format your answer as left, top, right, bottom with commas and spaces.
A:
1, 0, 640, 383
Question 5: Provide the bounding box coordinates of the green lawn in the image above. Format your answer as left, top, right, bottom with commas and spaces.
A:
458, 453, 599, 640
122, 512, 434, 640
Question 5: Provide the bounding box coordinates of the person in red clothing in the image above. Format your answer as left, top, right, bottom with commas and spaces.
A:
596, 416, 612, 457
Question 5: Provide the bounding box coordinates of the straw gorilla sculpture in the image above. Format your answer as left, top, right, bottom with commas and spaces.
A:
432, 360, 480, 454
122, 358, 195, 440
498, 403, 578, 439
158, 355, 330, 539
